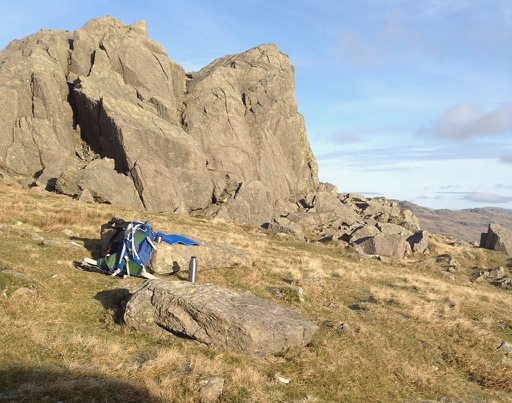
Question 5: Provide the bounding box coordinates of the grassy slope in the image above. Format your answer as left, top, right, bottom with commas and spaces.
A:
1, 181, 511, 402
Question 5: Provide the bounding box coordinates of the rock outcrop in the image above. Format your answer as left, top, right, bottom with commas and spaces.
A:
0, 16, 317, 225
480, 223, 512, 255
123, 279, 318, 356
274, 190, 427, 258
0, 16, 427, 257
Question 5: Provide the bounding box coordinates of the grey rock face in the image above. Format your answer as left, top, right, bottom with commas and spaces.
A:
480, 223, 512, 256
123, 280, 318, 356
0, 16, 317, 224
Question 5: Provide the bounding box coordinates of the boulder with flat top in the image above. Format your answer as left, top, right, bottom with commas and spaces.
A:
123, 279, 318, 356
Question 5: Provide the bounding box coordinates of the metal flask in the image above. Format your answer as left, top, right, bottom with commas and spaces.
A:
188, 256, 197, 283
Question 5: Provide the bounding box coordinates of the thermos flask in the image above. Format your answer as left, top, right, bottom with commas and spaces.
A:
188, 256, 197, 283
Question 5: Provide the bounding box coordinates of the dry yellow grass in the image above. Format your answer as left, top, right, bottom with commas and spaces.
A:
1, 180, 512, 402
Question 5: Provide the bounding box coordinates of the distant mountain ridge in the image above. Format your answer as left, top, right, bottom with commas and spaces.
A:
397, 201, 512, 243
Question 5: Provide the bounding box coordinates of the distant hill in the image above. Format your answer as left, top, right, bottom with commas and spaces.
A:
397, 201, 512, 243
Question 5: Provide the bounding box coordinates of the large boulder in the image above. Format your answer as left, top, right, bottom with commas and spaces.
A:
148, 240, 252, 274
123, 280, 318, 356
480, 223, 512, 255
356, 233, 412, 259
55, 157, 144, 209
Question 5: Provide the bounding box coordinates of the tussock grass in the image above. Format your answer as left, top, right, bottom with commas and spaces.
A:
1, 180, 512, 402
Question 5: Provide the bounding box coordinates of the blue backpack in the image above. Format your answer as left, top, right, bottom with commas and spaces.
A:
78, 218, 199, 278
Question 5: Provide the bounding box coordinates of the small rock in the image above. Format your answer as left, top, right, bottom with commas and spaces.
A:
499, 278, 512, 289
489, 266, 506, 279
277, 376, 290, 384
441, 271, 455, 281
437, 254, 459, 267
31, 234, 44, 242
199, 376, 224, 402
61, 229, 77, 238
498, 341, 512, 354
336, 323, 353, 333
473, 272, 488, 282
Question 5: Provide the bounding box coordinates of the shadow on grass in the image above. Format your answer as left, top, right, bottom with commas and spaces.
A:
0, 364, 163, 402
94, 289, 130, 324
71, 236, 103, 259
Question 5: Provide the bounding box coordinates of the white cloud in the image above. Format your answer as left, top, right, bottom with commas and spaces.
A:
423, 102, 512, 140
463, 192, 512, 204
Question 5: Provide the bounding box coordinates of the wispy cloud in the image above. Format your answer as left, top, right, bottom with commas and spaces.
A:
437, 191, 512, 204
330, 125, 404, 144
332, 131, 362, 144
419, 102, 512, 140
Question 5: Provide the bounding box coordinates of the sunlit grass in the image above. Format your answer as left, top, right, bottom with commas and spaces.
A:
0, 180, 511, 402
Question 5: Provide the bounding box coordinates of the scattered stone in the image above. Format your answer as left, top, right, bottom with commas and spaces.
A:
31, 233, 45, 242
498, 341, 512, 354
277, 376, 290, 384
498, 278, 512, 289
441, 271, 455, 281
199, 376, 224, 402
124, 280, 318, 356
436, 254, 459, 268
489, 266, 506, 279
473, 271, 488, 282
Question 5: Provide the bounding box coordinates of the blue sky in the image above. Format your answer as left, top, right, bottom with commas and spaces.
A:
1, 0, 511, 210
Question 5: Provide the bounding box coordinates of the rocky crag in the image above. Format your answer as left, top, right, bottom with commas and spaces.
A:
0, 16, 316, 221
0, 16, 440, 258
